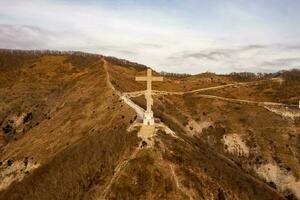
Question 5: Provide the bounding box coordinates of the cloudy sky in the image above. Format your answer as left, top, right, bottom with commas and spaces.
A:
1, 0, 300, 74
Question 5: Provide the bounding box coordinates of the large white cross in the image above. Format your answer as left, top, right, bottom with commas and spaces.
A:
136, 68, 163, 125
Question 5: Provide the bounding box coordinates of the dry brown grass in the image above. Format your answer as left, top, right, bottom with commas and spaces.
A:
0, 50, 298, 199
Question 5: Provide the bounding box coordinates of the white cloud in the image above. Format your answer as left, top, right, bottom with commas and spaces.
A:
0, 0, 299, 74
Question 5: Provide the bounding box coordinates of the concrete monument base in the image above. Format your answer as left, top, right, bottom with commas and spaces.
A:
143, 111, 155, 125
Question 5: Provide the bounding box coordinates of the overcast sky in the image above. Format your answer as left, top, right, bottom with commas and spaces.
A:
1, 0, 300, 74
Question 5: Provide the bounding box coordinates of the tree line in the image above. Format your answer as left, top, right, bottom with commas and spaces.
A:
0, 49, 102, 57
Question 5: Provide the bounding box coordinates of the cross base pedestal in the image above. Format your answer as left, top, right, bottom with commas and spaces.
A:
143, 111, 155, 126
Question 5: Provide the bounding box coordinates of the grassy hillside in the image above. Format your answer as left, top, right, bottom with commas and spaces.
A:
0, 50, 299, 200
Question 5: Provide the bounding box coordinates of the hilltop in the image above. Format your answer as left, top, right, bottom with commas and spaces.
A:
0, 49, 299, 200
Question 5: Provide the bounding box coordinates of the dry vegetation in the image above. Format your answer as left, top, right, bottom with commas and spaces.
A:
0, 49, 299, 200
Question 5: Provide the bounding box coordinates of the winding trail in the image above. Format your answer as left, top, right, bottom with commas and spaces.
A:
123, 75, 297, 108
169, 164, 194, 200
99, 146, 141, 200
195, 94, 296, 107
125, 85, 297, 108
125, 78, 282, 97
99, 58, 145, 199
103, 58, 144, 120
121, 95, 144, 121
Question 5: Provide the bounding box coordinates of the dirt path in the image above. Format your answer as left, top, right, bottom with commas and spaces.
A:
127, 90, 297, 109
101, 59, 146, 199
123, 77, 297, 107
169, 164, 194, 200
196, 94, 297, 107
99, 145, 141, 200
125, 79, 281, 97
104, 60, 295, 108
184, 78, 282, 94
103, 58, 145, 120
121, 95, 144, 121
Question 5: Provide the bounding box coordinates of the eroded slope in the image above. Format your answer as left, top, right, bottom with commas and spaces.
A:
0, 50, 299, 200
